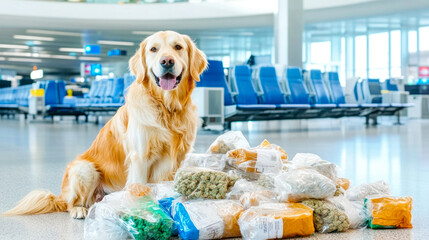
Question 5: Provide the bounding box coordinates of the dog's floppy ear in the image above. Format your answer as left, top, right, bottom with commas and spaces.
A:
129, 40, 147, 81
184, 35, 207, 82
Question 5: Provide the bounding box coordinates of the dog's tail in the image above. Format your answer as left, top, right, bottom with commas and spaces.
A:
2, 190, 67, 216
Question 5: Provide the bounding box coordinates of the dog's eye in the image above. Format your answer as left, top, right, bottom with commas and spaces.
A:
150, 47, 157, 52
175, 44, 182, 50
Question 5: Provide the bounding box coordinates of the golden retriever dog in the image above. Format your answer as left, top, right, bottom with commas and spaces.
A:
3, 31, 207, 219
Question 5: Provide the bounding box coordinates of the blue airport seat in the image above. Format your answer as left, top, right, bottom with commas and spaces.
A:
111, 77, 124, 103
309, 70, 336, 108
257, 66, 310, 109
325, 72, 359, 108
360, 78, 390, 107
57, 80, 67, 104
44, 80, 59, 105
199, 60, 235, 106
383, 79, 399, 91
231, 65, 276, 110
102, 79, 114, 103
285, 67, 311, 106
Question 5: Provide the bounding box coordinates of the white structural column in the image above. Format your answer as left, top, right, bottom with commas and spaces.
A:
275, 0, 304, 67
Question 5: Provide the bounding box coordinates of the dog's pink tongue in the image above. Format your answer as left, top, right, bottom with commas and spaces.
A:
159, 77, 177, 90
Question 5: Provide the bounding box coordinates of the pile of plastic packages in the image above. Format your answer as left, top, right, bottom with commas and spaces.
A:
84, 131, 413, 240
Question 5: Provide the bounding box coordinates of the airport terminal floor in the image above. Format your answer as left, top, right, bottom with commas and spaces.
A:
0, 117, 427, 240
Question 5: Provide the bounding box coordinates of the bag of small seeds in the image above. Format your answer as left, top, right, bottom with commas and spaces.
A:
302, 199, 350, 233
174, 166, 237, 200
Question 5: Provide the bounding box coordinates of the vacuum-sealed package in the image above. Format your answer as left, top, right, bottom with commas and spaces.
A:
207, 131, 250, 154
302, 199, 350, 233
329, 195, 369, 229
174, 166, 237, 199
84, 184, 175, 240
274, 168, 336, 202
173, 200, 244, 239
365, 196, 413, 229
227, 148, 283, 174
346, 181, 391, 202
226, 179, 277, 209
291, 153, 338, 181
181, 153, 227, 171
238, 203, 315, 240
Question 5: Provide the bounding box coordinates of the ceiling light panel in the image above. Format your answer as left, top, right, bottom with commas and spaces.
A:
8, 58, 42, 63
0, 52, 32, 57
14, 35, 55, 41
79, 56, 101, 61
0, 44, 29, 49
132, 31, 156, 35
97, 40, 134, 46
59, 48, 85, 53
27, 29, 83, 37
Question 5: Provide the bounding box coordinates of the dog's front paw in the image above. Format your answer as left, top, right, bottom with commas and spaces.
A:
70, 207, 88, 219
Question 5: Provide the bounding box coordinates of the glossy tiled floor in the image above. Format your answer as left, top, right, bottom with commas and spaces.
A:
0, 117, 428, 240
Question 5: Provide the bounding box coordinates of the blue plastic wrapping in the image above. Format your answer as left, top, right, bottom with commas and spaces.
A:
174, 202, 200, 240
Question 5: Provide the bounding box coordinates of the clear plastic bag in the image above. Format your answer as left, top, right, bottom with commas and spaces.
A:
346, 180, 391, 202
174, 166, 237, 199
274, 168, 336, 202
328, 195, 369, 229
256, 139, 288, 163
238, 203, 315, 240
302, 199, 350, 233
147, 181, 180, 200
173, 200, 245, 239
181, 153, 226, 171
227, 148, 283, 174
207, 131, 250, 154
365, 196, 413, 229
84, 184, 175, 240
84, 191, 133, 240
291, 153, 338, 181
226, 179, 277, 209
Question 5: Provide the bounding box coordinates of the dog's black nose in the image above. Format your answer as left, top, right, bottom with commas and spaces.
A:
160, 56, 174, 68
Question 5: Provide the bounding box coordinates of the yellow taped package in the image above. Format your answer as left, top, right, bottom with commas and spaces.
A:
238, 203, 315, 240
366, 196, 413, 228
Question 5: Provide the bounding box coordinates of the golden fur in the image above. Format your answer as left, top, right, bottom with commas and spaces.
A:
3, 31, 207, 218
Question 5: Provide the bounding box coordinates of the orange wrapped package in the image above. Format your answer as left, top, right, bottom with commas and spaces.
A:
238, 203, 315, 239
337, 178, 351, 190
227, 140, 286, 174
366, 196, 413, 229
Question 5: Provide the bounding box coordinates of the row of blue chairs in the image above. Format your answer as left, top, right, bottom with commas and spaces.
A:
0, 76, 136, 120
198, 60, 412, 128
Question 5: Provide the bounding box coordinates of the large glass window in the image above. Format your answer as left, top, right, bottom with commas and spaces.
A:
391, 30, 401, 77
355, 35, 367, 78
310, 41, 331, 70
368, 32, 389, 79
409, 30, 417, 53
419, 27, 429, 51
